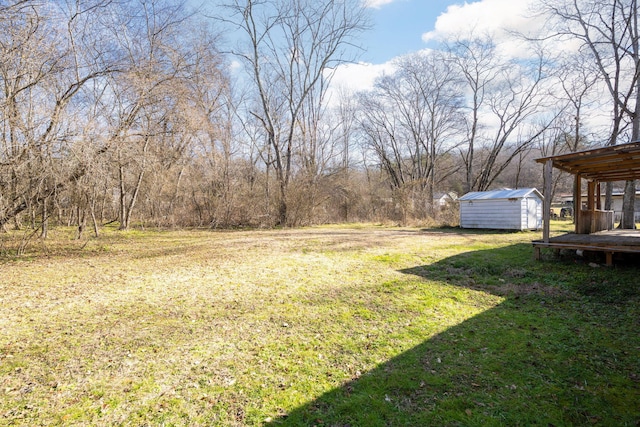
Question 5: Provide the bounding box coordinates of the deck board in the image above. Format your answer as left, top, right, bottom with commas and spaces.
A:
532, 229, 640, 265
540, 229, 640, 247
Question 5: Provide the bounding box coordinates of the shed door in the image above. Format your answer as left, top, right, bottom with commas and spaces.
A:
526, 198, 540, 229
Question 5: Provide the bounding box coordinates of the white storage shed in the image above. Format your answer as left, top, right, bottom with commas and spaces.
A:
459, 188, 544, 230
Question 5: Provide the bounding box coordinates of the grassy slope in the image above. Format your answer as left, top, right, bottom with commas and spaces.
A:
0, 224, 638, 426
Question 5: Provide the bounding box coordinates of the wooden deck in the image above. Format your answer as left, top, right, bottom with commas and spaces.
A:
532, 229, 640, 266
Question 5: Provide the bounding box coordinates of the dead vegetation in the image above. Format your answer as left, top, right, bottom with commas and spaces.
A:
1, 225, 638, 426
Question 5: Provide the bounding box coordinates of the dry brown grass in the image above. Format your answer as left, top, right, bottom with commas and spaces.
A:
0, 225, 577, 425
0, 227, 508, 425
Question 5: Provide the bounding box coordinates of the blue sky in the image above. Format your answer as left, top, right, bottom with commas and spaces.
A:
331, 0, 544, 92
361, 0, 454, 63
213, 0, 545, 93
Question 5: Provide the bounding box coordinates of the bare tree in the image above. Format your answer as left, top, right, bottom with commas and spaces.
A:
219, 0, 368, 225
394, 51, 463, 215
543, 0, 640, 228
552, 52, 600, 218
0, 0, 240, 234
0, 0, 115, 233
357, 50, 463, 219
98, 0, 201, 230
446, 36, 501, 194
180, 29, 236, 227
474, 50, 557, 191
331, 86, 359, 221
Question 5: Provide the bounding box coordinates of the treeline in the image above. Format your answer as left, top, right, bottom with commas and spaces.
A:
0, 0, 638, 235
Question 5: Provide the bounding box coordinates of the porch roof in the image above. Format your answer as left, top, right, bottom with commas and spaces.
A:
535, 141, 640, 182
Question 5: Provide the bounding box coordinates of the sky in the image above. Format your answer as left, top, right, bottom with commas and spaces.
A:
332, 0, 540, 92
360, 0, 455, 64
213, 0, 547, 94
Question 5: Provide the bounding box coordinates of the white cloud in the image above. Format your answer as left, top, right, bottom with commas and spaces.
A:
229, 60, 242, 72
323, 61, 395, 107
422, 0, 546, 58
328, 61, 395, 93
362, 0, 396, 9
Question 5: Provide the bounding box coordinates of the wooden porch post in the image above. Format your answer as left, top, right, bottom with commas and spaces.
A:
575, 174, 581, 234
587, 181, 595, 210
588, 181, 596, 233
543, 159, 552, 243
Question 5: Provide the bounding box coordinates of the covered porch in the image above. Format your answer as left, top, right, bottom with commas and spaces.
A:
533, 142, 640, 266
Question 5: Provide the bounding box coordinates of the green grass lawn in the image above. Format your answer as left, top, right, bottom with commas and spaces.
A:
1, 223, 639, 426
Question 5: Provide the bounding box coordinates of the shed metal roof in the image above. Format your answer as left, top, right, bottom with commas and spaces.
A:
459, 188, 543, 201
535, 141, 640, 182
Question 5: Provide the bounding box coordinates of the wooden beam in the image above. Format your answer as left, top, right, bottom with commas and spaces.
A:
588, 181, 596, 233
606, 252, 613, 266
543, 159, 552, 243
575, 174, 582, 234
535, 142, 640, 183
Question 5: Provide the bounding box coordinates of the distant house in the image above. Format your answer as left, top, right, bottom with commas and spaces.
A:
433, 191, 458, 208
558, 190, 640, 223
459, 188, 543, 230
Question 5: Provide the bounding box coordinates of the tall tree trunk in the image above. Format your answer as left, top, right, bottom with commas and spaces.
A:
278, 181, 287, 226
118, 164, 127, 230
89, 195, 99, 238
123, 168, 145, 230
621, 16, 640, 229
77, 206, 86, 240
621, 180, 636, 229
40, 197, 48, 239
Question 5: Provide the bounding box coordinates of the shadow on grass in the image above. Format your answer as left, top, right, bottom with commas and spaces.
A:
268, 244, 640, 426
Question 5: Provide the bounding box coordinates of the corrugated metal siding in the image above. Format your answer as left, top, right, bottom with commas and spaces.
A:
460, 199, 523, 229
520, 199, 529, 229
459, 193, 543, 230
459, 188, 542, 201
458, 188, 544, 230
